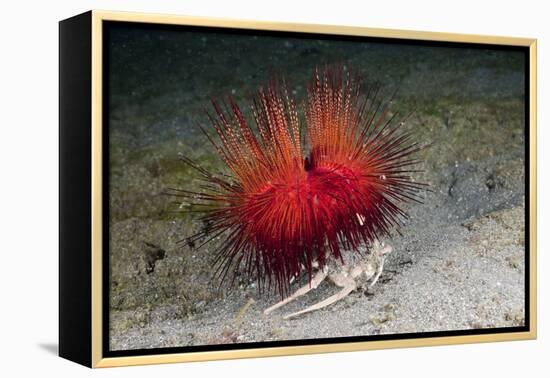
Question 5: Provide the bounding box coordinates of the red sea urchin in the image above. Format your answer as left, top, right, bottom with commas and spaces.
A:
172, 66, 426, 296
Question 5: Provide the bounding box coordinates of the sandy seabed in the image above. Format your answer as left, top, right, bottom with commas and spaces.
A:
105, 25, 526, 350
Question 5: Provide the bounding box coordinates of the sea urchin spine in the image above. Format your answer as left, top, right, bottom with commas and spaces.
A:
173, 66, 425, 297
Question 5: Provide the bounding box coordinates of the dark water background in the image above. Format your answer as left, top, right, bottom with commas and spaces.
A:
107, 24, 524, 221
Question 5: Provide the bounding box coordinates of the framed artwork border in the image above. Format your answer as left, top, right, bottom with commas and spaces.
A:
58, 9, 537, 368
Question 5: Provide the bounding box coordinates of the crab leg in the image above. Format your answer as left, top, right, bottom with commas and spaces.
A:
283, 278, 356, 320
369, 243, 392, 287
369, 256, 385, 287
263, 269, 328, 315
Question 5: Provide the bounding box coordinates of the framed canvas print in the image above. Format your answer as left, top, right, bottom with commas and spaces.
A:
59, 10, 537, 368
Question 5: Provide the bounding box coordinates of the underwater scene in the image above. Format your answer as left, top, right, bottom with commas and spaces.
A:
107, 23, 526, 350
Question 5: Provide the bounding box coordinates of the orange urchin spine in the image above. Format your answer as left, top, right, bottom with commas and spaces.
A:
173, 66, 425, 296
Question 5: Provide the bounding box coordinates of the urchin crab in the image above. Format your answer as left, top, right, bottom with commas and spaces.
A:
173, 65, 425, 318
263, 240, 392, 319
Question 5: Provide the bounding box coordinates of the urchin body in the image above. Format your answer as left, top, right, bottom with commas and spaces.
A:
173, 66, 424, 309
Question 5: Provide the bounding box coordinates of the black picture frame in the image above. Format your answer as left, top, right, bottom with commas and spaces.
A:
59, 10, 537, 368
